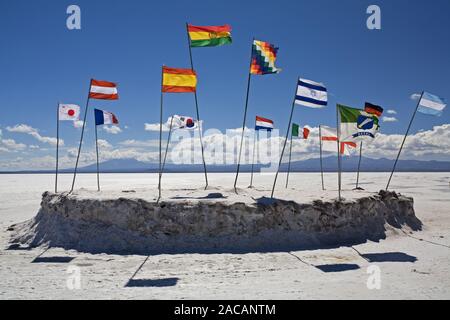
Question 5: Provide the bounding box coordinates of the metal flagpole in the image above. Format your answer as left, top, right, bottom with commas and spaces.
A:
94, 121, 100, 192
234, 38, 254, 193
285, 125, 294, 188
271, 81, 297, 198
55, 102, 60, 193
354, 142, 364, 190
386, 91, 424, 190
70, 80, 92, 193
161, 116, 175, 174
319, 125, 325, 191
336, 105, 342, 201
249, 125, 257, 188
186, 23, 208, 190
157, 67, 164, 202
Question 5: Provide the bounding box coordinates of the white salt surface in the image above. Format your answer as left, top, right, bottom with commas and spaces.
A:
1, 172, 449, 299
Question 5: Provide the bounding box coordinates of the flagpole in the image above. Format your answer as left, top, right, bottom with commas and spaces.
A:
336, 105, 342, 201
319, 125, 325, 191
234, 38, 254, 193
271, 81, 297, 198
386, 91, 424, 190
285, 126, 293, 188
354, 142, 363, 190
70, 80, 92, 193
185, 23, 209, 190
55, 102, 60, 193
94, 121, 100, 192
249, 126, 257, 188
161, 116, 174, 174
158, 67, 164, 202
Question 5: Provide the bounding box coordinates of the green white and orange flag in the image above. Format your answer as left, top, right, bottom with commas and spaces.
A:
188, 24, 232, 47
162, 66, 197, 93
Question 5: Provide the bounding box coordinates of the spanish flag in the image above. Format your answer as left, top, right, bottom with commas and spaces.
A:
162, 67, 197, 93
188, 24, 232, 47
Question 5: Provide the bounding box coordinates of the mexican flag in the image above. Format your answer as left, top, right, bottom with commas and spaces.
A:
338, 104, 380, 141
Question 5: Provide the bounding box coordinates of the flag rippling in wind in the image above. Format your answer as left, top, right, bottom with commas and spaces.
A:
255, 116, 274, 131
94, 109, 119, 126
162, 67, 197, 93
364, 102, 384, 117
250, 40, 280, 75
59, 104, 80, 121
292, 123, 310, 139
188, 24, 232, 47
338, 104, 380, 141
320, 126, 357, 156
418, 92, 446, 116
295, 78, 327, 108
89, 79, 119, 100
171, 115, 199, 130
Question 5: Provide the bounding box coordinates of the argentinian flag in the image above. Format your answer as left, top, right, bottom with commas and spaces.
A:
418, 92, 446, 116
295, 78, 327, 108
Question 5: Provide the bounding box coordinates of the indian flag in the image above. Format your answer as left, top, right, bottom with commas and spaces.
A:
162, 66, 197, 93
188, 24, 232, 47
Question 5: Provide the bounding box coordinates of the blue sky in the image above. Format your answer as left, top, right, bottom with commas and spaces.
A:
0, 0, 449, 170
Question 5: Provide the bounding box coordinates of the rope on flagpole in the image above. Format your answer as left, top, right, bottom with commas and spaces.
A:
186, 22, 209, 190
386, 91, 424, 190
234, 38, 255, 193
70, 80, 92, 193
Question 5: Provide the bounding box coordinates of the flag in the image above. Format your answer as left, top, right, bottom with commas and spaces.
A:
162, 67, 197, 93
188, 24, 232, 47
320, 126, 357, 156
418, 92, 446, 116
250, 40, 280, 75
365, 102, 384, 117
295, 78, 327, 108
89, 79, 118, 100
255, 116, 273, 131
292, 123, 310, 139
94, 109, 119, 126
292, 123, 299, 137
303, 127, 310, 139
171, 115, 199, 130
59, 104, 80, 121
338, 104, 380, 141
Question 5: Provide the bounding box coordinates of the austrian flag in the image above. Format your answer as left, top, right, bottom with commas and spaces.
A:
89, 79, 119, 100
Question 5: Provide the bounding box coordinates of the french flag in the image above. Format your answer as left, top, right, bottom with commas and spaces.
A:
89, 79, 119, 100
255, 116, 274, 131
94, 109, 119, 126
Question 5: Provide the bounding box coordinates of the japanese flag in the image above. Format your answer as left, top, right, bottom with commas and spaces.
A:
59, 104, 80, 121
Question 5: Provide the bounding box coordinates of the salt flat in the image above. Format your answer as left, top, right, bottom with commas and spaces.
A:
0, 172, 449, 299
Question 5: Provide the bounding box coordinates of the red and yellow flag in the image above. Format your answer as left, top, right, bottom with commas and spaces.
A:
162, 67, 197, 93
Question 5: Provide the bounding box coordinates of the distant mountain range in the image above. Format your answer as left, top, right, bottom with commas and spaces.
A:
2, 156, 450, 173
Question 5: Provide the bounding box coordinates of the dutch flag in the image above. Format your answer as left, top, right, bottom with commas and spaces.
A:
295, 78, 327, 108
255, 116, 274, 131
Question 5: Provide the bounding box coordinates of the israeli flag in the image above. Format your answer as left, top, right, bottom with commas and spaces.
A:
295, 78, 327, 108
418, 92, 446, 116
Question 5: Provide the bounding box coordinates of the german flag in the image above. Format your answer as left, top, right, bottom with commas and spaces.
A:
188, 24, 232, 47
364, 102, 384, 117
162, 67, 197, 93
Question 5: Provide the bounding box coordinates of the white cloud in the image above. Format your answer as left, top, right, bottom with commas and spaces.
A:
144, 122, 171, 132
1, 138, 27, 151
410, 93, 421, 101
103, 126, 122, 134
29, 145, 40, 149
119, 139, 159, 148
6, 124, 63, 146
97, 139, 112, 149
386, 109, 397, 115
382, 116, 398, 122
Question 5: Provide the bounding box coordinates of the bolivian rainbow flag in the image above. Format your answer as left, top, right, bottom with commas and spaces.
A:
250, 40, 280, 75
188, 24, 232, 47
162, 66, 197, 93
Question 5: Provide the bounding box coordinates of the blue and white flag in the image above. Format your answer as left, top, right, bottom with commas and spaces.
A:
295, 78, 327, 108
418, 92, 446, 116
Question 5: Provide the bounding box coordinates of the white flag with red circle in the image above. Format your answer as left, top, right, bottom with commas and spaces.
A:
59, 104, 81, 121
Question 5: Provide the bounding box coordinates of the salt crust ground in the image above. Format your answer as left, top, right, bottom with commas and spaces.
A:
1, 172, 449, 299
